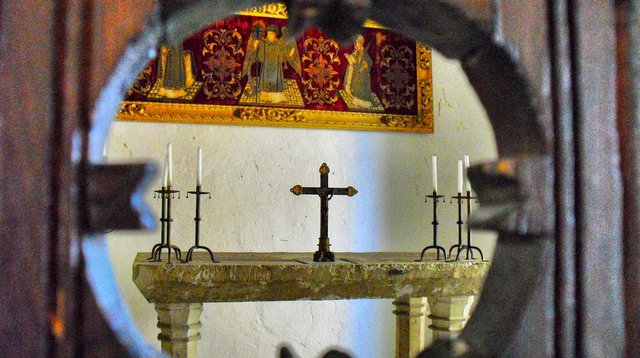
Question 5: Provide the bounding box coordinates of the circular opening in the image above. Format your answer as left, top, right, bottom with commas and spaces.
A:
89, 2, 545, 357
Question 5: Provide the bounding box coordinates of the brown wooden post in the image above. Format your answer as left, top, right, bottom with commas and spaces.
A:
616, 2, 640, 357
570, 3, 624, 356
0, 1, 57, 356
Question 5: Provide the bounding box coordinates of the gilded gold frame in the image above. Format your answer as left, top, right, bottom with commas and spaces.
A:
117, 4, 433, 133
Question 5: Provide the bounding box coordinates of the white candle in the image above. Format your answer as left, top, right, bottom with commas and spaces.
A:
102, 141, 108, 160
167, 143, 173, 186
464, 154, 471, 192
197, 147, 203, 186
457, 160, 463, 193
163, 158, 168, 187
431, 155, 438, 192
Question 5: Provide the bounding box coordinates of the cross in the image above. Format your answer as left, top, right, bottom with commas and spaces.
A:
290, 163, 358, 262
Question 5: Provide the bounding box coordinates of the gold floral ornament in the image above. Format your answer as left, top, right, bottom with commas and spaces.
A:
380, 45, 416, 110
301, 37, 341, 105
201, 28, 245, 100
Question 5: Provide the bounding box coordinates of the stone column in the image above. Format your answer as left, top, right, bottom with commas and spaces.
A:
393, 297, 427, 358
155, 303, 203, 358
426, 295, 474, 341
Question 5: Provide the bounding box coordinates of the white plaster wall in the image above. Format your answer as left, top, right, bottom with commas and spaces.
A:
105, 49, 497, 358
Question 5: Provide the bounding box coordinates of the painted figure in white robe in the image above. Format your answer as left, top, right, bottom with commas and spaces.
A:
343, 35, 375, 108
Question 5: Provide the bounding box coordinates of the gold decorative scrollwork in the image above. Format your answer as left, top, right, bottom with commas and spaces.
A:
238, 3, 288, 18
380, 115, 425, 128
119, 103, 146, 116
380, 44, 416, 110
301, 37, 341, 105
201, 28, 245, 100
127, 65, 153, 96
233, 108, 306, 122
418, 79, 433, 130
415, 44, 433, 132
418, 46, 431, 70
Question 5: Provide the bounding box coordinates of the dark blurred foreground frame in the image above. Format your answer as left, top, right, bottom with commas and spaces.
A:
0, 0, 634, 357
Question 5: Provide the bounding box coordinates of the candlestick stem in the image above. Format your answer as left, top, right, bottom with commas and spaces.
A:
451, 191, 484, 261
448, 192, 467, 259
417, 190, 446, 261
183, 185, 216, 263
149, 185, 182, 263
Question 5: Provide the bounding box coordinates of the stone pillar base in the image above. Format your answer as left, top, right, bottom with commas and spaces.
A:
426, 296, 474, 341
155, 303, 203, 358
393, 297, 427, 358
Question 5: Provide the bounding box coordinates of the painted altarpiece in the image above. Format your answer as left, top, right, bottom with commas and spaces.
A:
118, 3, 433, 133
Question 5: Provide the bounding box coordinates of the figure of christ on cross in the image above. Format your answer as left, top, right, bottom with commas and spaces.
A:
290, 163, 358, 262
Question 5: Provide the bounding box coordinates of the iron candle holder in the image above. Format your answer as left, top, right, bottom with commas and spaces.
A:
149, 185, 182, 263
451, 190, 483, 261
182, 185, 216, 263
448, 192, 467, 259
417, 190, 446, 261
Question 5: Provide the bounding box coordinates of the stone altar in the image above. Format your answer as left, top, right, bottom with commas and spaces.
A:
133, 252, 490, 357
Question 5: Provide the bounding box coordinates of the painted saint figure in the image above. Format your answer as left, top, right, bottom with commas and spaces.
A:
343, 35, 375, 108
148, 45, 203, 101
241, 23, 301, 104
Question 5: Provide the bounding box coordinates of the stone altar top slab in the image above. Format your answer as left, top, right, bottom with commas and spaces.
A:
133, 252, 490, 303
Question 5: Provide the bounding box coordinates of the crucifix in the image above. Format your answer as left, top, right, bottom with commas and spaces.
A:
290, 163, 358, 262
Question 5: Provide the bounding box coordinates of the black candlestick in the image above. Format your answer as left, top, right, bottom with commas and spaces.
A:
448, 192, 467, 259
182, 185, 216, 263
417, 190, 446, 261
454, 190, 484, 261
149, 185, 182, 263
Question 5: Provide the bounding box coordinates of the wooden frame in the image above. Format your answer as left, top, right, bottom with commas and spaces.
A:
2, 0, 631, 357
117, 3, 433, 133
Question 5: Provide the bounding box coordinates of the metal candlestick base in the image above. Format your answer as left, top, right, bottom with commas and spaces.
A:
452, 190, 484, 261
182, 185, 216, 263
149, 186, 182, 263
150, 243, 182, 262
417, 191, 446, 261
448, 243, 470, 259
184, 245, 216, 263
